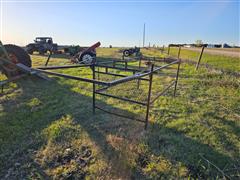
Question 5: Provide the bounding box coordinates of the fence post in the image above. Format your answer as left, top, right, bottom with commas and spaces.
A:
195, 46, 205, 70
145, 64, 154, 129
177, 46, 181, 59
92, 63, 96, 114
174, 59, 181, 97
45, 49, 53, 66
167, 45, 170, 55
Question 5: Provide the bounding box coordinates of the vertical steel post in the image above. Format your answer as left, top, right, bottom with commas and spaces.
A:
92, 63, 96, 114
174, 59, 181, 97
137, 57, 142, 89
195, 46, 205, 70
97, 67, 100, 80
177, 46, 181, 59
145, 64, 154, 129
138, 56, 142, 70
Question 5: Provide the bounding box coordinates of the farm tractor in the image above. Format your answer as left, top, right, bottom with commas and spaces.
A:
64, 45, 82, 56
26, 37, 58, 55
123, 47, 141, 57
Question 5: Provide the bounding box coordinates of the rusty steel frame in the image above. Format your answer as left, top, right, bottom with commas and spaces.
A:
1, 42, 181, 129
92, 58, 181, 129
34, 55, 181, 129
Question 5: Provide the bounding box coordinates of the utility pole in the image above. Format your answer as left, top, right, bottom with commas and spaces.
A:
143, 23, 145, 47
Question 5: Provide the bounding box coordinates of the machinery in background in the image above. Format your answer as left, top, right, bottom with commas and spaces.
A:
26, 37, 58, 55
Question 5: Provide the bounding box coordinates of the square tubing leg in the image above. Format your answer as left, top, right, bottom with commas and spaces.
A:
145, 64, 154, 129
97, 67, 100, 80
92, 63, 96, 114
125, 61, 128, 70
174, 59, 181, 97
137, 58, 142, 89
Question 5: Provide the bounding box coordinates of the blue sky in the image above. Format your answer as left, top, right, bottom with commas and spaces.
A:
0, 0, 239, 47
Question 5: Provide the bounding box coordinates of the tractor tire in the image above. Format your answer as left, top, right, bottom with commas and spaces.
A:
1, 44, 32, 77
79, 52, 96, 64
123, 50, 130, 57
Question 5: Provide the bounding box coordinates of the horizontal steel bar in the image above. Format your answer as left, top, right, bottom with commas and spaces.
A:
95, 86, 110, 93
152, 60, 180, 73
95, 105, 146, 123
0, 74, 27, 86
150, 81, 176, 104
140, 56, 176, 62
96, 60, 115, 65
95, 91, 147, 105
96, 64, 144, 73
108, 60, 179, 86
109, 72, 150, 86
97, 58, 138, 63
36, 64, 91, 70
95, 71, 149, 81
96, 70, 127, 77
34, 69, 110, 86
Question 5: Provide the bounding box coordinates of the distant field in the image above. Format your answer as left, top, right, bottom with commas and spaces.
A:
210, 48, 240, 52
181, 47, 240, 58
0, 48, 239, 179
166, 47, 240, 72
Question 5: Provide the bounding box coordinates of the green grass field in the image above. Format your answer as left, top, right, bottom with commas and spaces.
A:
0, 48, 239, 179
165, 47, 240, 72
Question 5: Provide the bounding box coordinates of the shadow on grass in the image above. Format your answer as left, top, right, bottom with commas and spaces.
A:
0, 73, 238, 179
